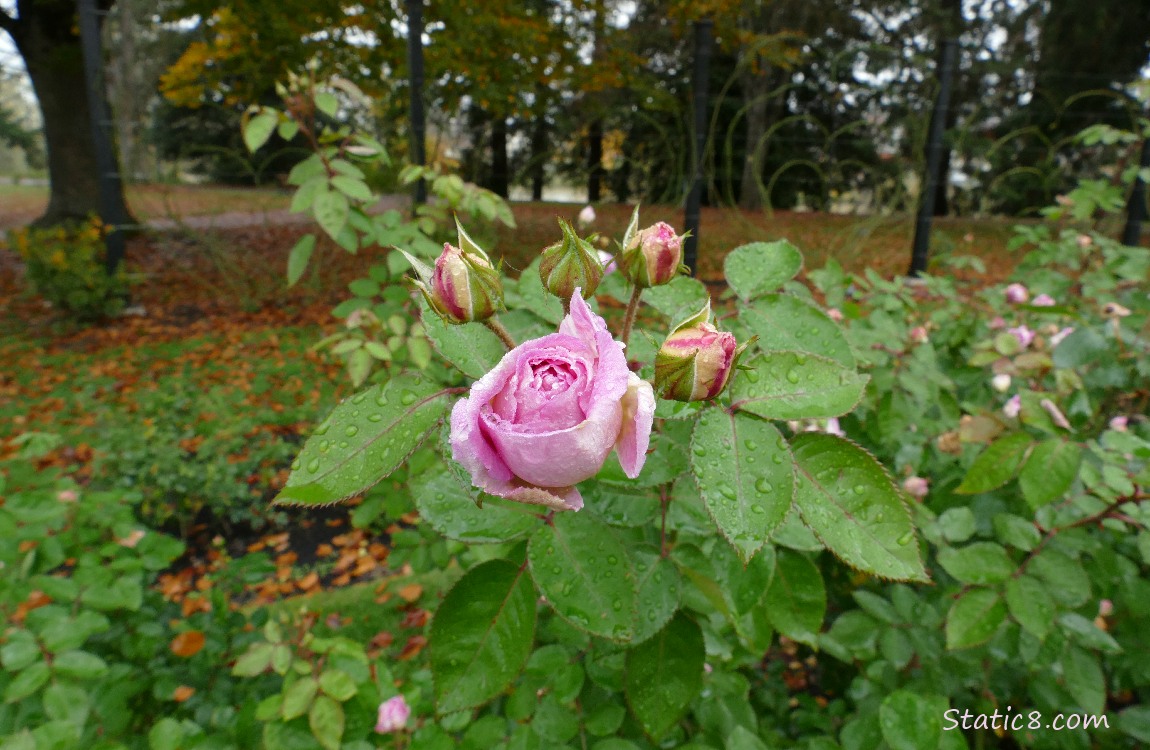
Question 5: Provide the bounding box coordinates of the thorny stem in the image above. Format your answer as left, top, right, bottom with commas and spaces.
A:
620, 285, 644, 351
1016, 489, 1147, 577
484, 317, 517, 351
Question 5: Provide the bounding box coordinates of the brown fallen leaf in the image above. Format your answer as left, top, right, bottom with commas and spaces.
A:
170, 630, 206, 658
396, 583, 423, 603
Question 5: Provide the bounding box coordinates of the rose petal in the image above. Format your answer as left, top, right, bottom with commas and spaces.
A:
615, 373, 655, 478
483, 401, 623, 487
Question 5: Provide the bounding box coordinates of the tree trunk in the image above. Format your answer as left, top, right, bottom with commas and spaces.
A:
738, 63, 770, 209
7, 0, 132, 227
490, 115, 509, 198
530, 110, 547, 201
587, 119, 603, 203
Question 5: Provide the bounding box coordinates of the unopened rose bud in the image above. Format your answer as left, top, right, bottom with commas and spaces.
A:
826, 307, 843, 322
1099, 599, 1114, 617
578, 204, 596, 228
1003, 394, 1021, 419
909, 326, 929, 344
1008, 325, 1035, 349
1077, 234, 1092, 249
655, 301, 746, 402
618, 207, 685, 288
402, 219, 503, 324
375, 696, 410, 734
1055, 194, 1073, 207
1109, 415, 1128, 432
1101, 302, 1131, 319
989, 316, 1007, 330
1005, 283, 1029, 304
1031, 294, 1055, 307
539, 219, 603, 301
991, 373, 1012, 392
56, 489, 78, 503
902, 476, 929, 499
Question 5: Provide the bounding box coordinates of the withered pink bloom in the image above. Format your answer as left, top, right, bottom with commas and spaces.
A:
1003, 395, 1021, 419
823, 418, 845, 437
989, 316, 1007, 330
1049, 327, 1075, 347
991, 373, 1012, 393
1077, 234, 1093, 249
375, 696, 410, 734
1004, 283, 1029, 304
1040, 398, 1071, 430
450, 291, 654, 511
1031, 294, 1055, 307
1008, 325, 1035, 349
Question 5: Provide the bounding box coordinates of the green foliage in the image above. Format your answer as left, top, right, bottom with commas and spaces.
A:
8, 216, 133, 322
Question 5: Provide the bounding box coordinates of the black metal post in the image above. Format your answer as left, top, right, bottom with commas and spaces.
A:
78, 0, 128, 275
683, 18, 713, 277
1121, 135, 1150, 247
909, 37, 958, 276
406, 0, 427, 207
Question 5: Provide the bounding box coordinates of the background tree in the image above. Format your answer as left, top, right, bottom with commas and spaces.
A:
0, 0, 132, 225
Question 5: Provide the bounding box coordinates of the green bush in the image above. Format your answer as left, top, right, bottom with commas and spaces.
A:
9, 216, 132, 321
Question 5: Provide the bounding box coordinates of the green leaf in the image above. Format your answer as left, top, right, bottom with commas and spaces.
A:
4, 661, 50, 703
1058, 613, 1122, 653
631, 546, 682, 645
430, 559, 536, 713
937, 542, 1015, 585
275, 374, 450, 506
1, 632, 40, 671
318, 669, 357, 701
330, 175, 373, 202
313, 188, 350, 241
993, 513, 1042, 551
315, 91, 339, 117
282, 677, 318, 720
690, 409, 794, 561
726, 726, 770, 750
309, 695, 344, 750
879, 690, 945, 750
1062, 646, 1105, 714
414, 467, 542, 543
348, 278, 380, 297
1118, 706, 1150, 743
1005, 575, 1055, 640
740, 294, 853, 366
790, 433, 927, 582
723, 240, 803, 301
51, 649, 108, 679
1018, 439, 1082, 509
528, 513, 636, 641
1030, 548, 1091, 607
421, 305, 508, 380
955, 432, 1033, 494
232, 643, 275, 676
764, 549, 826, 646
731, 352, 868, 420
643, 275, 710, 323
243, 110, 277, 152
624, 613, 704, 740
42, 683, 88, 726
945, 589, 1005, 649
287, 235, 316, 287
149, 717, 185, 750
938, 507, 976, 543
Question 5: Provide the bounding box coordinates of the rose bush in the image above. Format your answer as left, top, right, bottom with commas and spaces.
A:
450, 291, 655, 511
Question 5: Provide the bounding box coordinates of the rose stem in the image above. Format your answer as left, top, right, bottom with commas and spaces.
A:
620, 285, 643, 350
484, 318, 517, 350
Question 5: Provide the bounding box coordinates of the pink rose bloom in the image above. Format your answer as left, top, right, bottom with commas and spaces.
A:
1003, 395, 1021, 419
1031, 294, 1055, 307
578, 204, 596, 228
1008, 325, 1035, 349
450, 291, 655, 511
902, 476, 929, 499
1004, 283, 1029, 304
375, 696, 410, 734
597, 249, 617, 275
